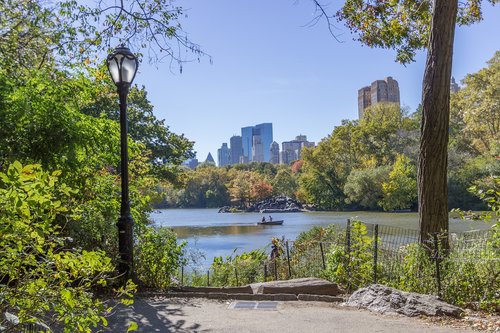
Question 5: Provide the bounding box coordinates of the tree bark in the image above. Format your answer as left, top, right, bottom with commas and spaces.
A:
418, 0, 458, 249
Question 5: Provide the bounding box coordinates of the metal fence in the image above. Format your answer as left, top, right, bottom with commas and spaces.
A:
177, 219, 499, 303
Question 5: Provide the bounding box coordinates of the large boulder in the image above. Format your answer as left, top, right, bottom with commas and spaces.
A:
251, 278, 344, 296
346, 284, 464, 318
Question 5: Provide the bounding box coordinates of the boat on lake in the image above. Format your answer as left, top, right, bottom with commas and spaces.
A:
257, 220, 284, 225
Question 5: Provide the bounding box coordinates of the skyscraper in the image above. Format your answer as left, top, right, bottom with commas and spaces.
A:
230, 135, 243, 165
254, 123, 273, 162
252, 134, 264, 162
270, 141, 280, 164
217, 143, 231, 167
280, 135, 315, 164
240, 123, 273, 163
358, 77, 400, 119
241, 126, 253, 163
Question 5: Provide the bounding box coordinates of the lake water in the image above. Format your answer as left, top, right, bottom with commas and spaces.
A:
151, 209, 490, 268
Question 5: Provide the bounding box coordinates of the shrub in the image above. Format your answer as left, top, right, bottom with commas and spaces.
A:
0, 162, 135, 332
209, 249, 266, 287
135, 226, 186, 288
324, 221, 373, 290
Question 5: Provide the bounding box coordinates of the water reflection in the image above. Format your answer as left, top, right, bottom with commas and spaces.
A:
172, 225, 263, 238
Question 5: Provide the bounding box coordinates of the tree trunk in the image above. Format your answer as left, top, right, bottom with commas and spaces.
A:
418, 0, 458, 249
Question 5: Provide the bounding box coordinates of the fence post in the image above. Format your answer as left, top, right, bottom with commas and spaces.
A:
181, 265, 184, 286
286, 241, 292, 279
433, 233, 442, 297
373, 224, 379, 284
320, 242, 326, 270
274, 259, 278, 281
235, 266, 239, 286
207, 270, 210, 287
346, 219, 351, 292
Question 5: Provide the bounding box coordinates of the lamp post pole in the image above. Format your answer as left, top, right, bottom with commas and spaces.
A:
106, 45, 138, 281
117, 82, 134, 280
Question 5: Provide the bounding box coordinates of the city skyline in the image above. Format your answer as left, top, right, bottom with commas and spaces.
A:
217, 125, 315, 167
133, 1, 500, 161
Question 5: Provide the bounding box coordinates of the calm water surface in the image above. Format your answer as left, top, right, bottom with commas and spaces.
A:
151, 209, 489, 267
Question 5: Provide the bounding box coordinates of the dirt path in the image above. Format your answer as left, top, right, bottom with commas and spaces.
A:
103, 297, 478, 333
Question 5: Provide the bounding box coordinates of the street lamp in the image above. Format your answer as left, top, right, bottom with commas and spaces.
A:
106, 45, 138, 280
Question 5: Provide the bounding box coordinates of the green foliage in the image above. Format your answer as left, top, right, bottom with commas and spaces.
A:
448, 156, 499, 210
379, 154, 417, 211
272, 168, 298, 198
299, 128, 354, 210
324, 221, 373, 290
441, 246, 499, 311
336, 1, 496, 64
390, 243, 436, 295
0, 162, 135, 332
450, 51, 500, 156
169, 165, 230, 208
288, 225, 344, 279
359, 104, 418, 165
0, 0, 206, 75
298, 105, 418, 210
208, 249, 267, 287
0, 70, 119, 172
135, 227, 186, 288
344, 166, 390, 210
82, 83, 195, 173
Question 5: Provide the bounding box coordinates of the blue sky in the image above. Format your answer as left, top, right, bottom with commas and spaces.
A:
134, 1, 500, 163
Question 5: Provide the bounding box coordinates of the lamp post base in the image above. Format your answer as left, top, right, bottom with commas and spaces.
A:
117, 213, 134, 280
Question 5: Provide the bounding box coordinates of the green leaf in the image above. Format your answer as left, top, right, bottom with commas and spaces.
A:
127, 321, 138, 332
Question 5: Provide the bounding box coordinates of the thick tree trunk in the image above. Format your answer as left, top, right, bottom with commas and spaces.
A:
418, 0, 458, 249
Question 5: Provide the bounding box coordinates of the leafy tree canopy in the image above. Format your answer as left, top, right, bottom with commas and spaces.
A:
336, 0, 498, 64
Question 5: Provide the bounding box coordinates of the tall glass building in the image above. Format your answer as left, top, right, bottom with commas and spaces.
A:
240, 123, 273, 163
241, 126, 253, 163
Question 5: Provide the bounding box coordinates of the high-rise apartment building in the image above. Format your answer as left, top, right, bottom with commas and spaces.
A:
270, 141, 280, 164
280, 135, 315, 164
240, 123, 273, 163
230, 135, 243, 165
217, 143, 231, 167
450, 77, 460, 93
358, 77, 400, 119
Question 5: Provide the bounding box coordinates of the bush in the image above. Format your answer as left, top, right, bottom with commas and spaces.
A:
324, 221, 373, 290
208, 249, 266, 287
0, 162, 135, 332
135, 226, 186, 288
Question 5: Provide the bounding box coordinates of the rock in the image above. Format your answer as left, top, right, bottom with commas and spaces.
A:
247, 195, 303, 213
259, 208, 302, 213
250, 278, 344, 296
346, 284, 464, 318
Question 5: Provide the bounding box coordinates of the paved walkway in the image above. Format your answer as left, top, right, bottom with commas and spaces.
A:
104, 297, 475, 333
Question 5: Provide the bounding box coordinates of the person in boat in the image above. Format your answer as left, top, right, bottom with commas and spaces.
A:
268, 215, 273, 222
261, 216, 266, 223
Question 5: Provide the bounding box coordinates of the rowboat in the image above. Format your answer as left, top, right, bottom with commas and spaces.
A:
257, 220, 284, 225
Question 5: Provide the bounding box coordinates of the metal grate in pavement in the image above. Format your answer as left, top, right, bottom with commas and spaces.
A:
229, 301, 279, 310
